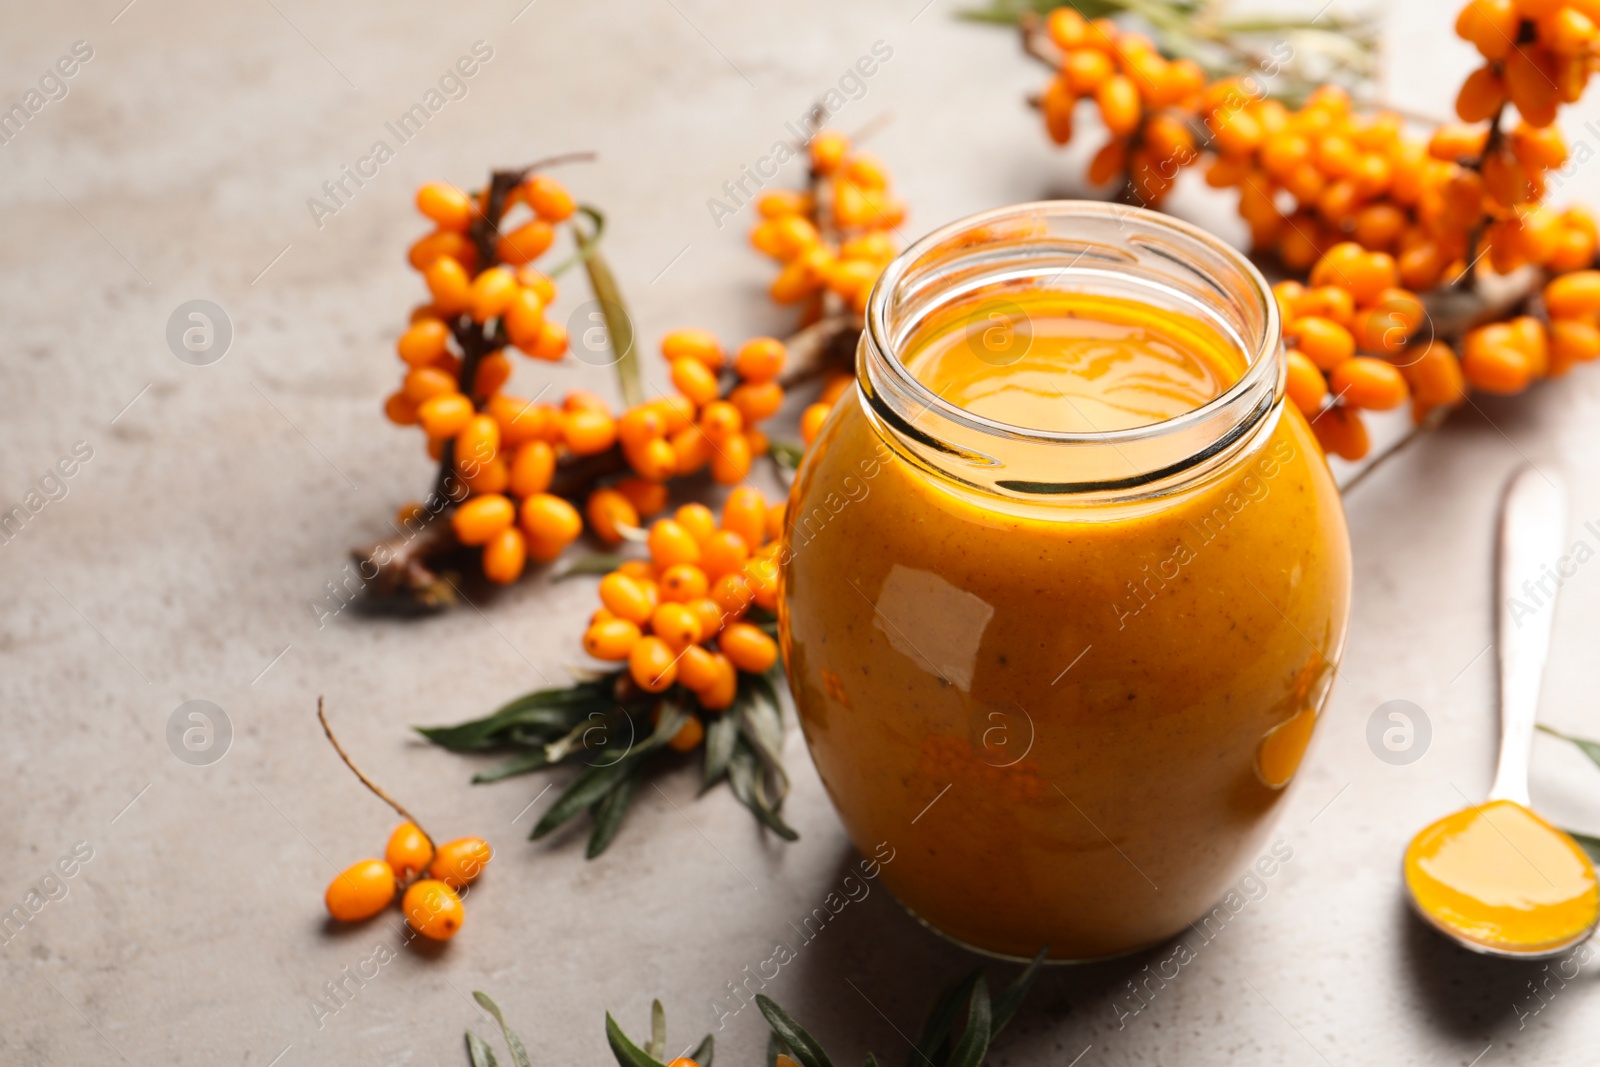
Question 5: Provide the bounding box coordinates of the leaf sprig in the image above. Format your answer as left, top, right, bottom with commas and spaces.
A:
419, 659, 796, 858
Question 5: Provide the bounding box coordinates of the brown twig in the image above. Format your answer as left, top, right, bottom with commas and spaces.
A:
318, 696, 435, 852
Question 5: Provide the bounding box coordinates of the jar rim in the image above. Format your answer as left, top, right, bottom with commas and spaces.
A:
863, 200, 1282, 451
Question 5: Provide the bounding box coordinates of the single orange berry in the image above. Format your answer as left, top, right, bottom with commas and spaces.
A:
402, 878, 464, 940
733, 337, 787, 382
671, 357, 721, 406
743, 556, 780, 611
599, 572, 655, 625
721, 487, 768, 549
416, 182, 474, 232
425, 256, 472, 316
1292, 316, 1357, 371
661, 328, 724, 367
453, 494, 515, 546
482, 527, 527, 584
687, 597, 725, 641
1285, 351, 1328, 414
800, 402, 831, 445
629, 635, 678, 692
678, 644, 720, 691
563, 410, 618, 455
520, 493, 583, 546
651, 602, 703, 649
711, 573, 754, 618
428, 837, 493, 889
508, 440, 556, 497
697, 653, 739, 710
456, 414, 501, 467
720, 622, 778, 673
385, 392, 420, 425
626, 436, 678, 482
615, 477, 670, 517
709, 433, 752, 485
496, 220, 555, 266
700, 400, 744, 443
587, 488, 640, 545
530, 320, 569, 361
523, 175, 576, 221
648, 519, 702, 567
418, 392, 474, 440
658, 563, 710, 604
1330, 356, 1408, 410
469, 266, 518, 323
386, 823, 434, 881
729, 381, 784, 423
700, 530, 750, 581
674, 504, 718, 544
764, 502, 786, 542
584, 617, 642, 661
671, 425, 713, 475
326, 859, 396, 922
403, 366, 458, 404
810, 130, 850, 175
398, 318, 452, 367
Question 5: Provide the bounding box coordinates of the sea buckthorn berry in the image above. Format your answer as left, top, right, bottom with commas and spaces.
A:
469, 267, 518, 323
649, 519, 702, 567
700, 530, 750, 581
1544, 271, 1600, 318
712, 573, 754, 618
616, 477, 669, 517
1456, 0, 1518, 59
729, 381, 784, 423
428, 837, 492, 889
503, 289, 547, 352
404, 366, 458, 404
757, 189, 809, 217
452, 494, 515, 546
587, 488, 640, 545
651, 602, 703, 649
671, 426, 713, 475
653, 707, 705, 752
480, 526, 526, 584
795, 401, 829, 445
688, 597, 725, 640
671, 357, 721, 406
1462, 338, 1533, 394
700, 401, 744, 443
618, 406, 666, 450
678, 643, 720, 691
409, 230, 476, 272
1094, 75, 1141, 137
1550, 319, 1600, 371
810, 130, 850, 175
490, 394, 551, 446
629, 635, 678, 692
385, 823, 433, 881
626, 436, 678, 482
1311, 404, 1370, 461
1293, 316, 1356, 371
385, 392, 419, 425
1064, 48, 1113, 94
416, 182, 474, 232
709, 432, 752, 485
1295, 286, 1354, 327
508, 441, 556, 497
659, 563, 710, 604
697, 653, 738, 710
402, 879, 464, 941
752, 215, 822, 259
457, 414, 501, 465
563, 409, 618, 455
745, 428, 769, 457
1505, 46, 1559, 127
765, 502, 786, 543
398, 319, 452, 367
1398, 341, 1466, 407
1330, 357, 1408, 410
497, 220, 555, 266
599, 572, 655, 624
462, 456, 510, 495
651, 394, 696, 434
618, 559, 655, 580
527, 320, 569, 361
425, 256, 472, 316
585, 617, 641, 661
326, 859, 396, 922
721, 622, 779, 673
1456, 64, 1507, 123
662, 328, 724, 367
520, 493, 583, 545
472, 352, 512, 398
1285, 351, 1328, 414
721, 487, 767, 548
522, 174, 576, 221
743, 558, 779, 611
674, 504, 717, 544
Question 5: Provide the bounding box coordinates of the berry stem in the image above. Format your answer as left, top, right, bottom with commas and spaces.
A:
318, 697, 436, 853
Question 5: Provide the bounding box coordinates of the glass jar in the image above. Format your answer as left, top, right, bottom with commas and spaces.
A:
777, 202, 1351, 961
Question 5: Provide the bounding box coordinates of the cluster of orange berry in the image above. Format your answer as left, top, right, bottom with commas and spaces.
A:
324, 822, 492, 942
750, 129, 905, 316
1036, 8, 1207, 204
581, 488, 784, 743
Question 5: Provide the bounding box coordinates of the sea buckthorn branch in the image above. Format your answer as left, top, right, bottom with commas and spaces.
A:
420, 490, 799, 856
1010, 1, 1600, 468
318, 698, 493, 942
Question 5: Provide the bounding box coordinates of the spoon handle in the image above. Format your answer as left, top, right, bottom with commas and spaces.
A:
1489, 465, 1568, 806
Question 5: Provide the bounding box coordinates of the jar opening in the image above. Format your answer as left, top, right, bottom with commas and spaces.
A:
861, 201, 1284, 500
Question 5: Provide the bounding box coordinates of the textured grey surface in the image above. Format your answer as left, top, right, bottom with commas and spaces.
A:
5, 0, 1600, 1064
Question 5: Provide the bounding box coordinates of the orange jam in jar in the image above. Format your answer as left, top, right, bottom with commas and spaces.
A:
778, 203, 1351, 961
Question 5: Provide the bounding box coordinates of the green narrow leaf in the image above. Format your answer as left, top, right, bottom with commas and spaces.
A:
576, 206, 642, 409
418, 681, 613, 749
532, 755, 641, 840
466, 1029, 500, 1067
943, 979, 992, 1067
728, 744, 800, 840
554, 552, 629, 580
756, 995, 836, 1067
689, 1033, 714, 1067
990, 945, 1047, 1037
606, 1012, 667, 1067
472, 749, 551, 784
472, 992, 533, 1067
588, 762, 642, 858
1539, 723, 1600, 771
865, 1055, 882, 1067
907, 971, 980, 1067
1568, 829, 1600, 864
701, 713, 739, 793
646, 999, 667, 1062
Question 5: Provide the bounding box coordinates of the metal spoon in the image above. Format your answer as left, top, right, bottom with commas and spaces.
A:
1402, 465, 1600, 959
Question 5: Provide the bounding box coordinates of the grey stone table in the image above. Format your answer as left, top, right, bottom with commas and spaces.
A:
5, 0, 1600, 1063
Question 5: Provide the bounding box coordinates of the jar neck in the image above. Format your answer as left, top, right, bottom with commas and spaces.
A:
859, 201, 1285, 505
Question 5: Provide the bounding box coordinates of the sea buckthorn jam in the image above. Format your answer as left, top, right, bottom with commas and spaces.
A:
778, 203, 1351, 960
